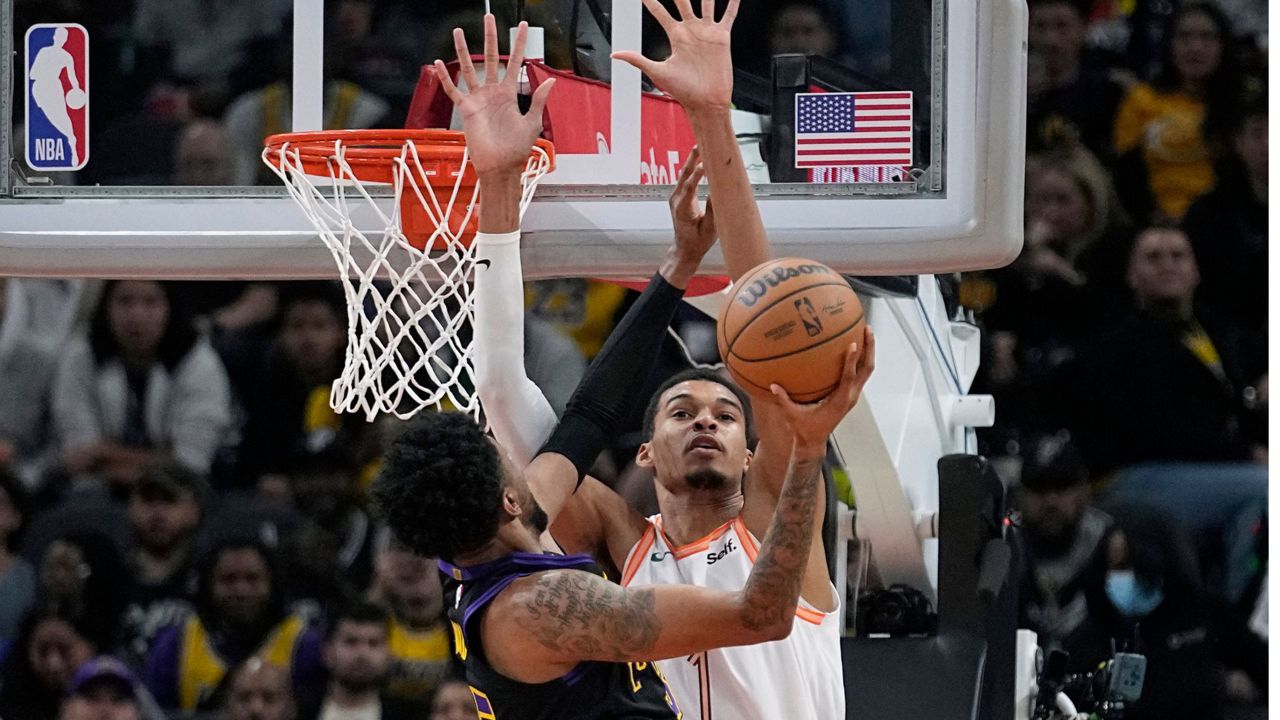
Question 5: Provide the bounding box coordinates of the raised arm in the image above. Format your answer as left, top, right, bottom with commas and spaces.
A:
473, 149, 714, 469
473, 226, 560, 466
613, 0, 768, 278
488, 343, 868, 682
445, 17, 713, 565
616, 0, 831, 511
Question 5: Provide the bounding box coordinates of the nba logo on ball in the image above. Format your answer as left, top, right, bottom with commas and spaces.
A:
25, 23, 89, 172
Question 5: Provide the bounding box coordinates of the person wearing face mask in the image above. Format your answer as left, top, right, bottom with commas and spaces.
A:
1080, 504, 1266, 718
1014, 433, 1112, 671
1059, 225, 1266, 608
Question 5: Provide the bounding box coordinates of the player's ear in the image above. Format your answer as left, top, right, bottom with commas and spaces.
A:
501, 488, 523, 519
635, 442, 655, 469
742, 447, 753, 476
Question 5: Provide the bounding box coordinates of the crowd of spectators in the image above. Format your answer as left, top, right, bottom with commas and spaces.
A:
970, 0, 1268, 716
1, 0, 1268, 718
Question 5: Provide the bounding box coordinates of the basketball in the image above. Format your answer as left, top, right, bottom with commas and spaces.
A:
717, 258, 864, 403
65, 89, 86, 110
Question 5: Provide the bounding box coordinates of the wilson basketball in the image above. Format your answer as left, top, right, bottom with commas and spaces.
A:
717, 258, 864, 403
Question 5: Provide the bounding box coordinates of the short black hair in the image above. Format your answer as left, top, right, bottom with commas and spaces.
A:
371, 412, 504, 561
325, 600, 390, 640
1018, 432, 1088, 492
643, 368, 758, 448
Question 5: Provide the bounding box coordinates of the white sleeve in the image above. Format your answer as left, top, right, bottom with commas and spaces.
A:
473, 230, 560, 466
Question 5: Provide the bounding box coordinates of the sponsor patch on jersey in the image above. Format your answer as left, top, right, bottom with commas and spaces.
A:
707, 537, 737, 565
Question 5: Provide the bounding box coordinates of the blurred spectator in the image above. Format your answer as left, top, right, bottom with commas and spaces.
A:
132, 0, 290, 100
1183, 85, 1268, 337
428, 679, 474, 720
367, 535, 450, 715
0, 277, 62, 490
224, 64, 390, 185
979, 147, 1128, 442
223, 656, 298, 720
57, 656, 165, 720
526, 280, 629, 361
0, 608, 99, 719
51, 281, 234, 493
767, 1, 841, 59
1062, 226, 1266, 606
35, 531, 131, 653
168, 108, 282, 477
1074, 505, 1264, 718
327, 0, 434, 121
120, 464, 203, 667
0, 468, 36, 644
1112, 3, 1242, 221
314, 602, 414, 720
275, 453, 377, 617
174, 119, 236, 186
235, 283, 370, 486
1026, 0, 1125, 158
144, 538, 322, 714
993, 146, 1128, 318
1065, 225, 1264, 471
1015, 433, 1112, 666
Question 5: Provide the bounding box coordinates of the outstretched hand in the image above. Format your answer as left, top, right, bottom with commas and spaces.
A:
612, 0, 739, 112
661, 147, 717, 286
768, 327, 877, 458
435, 15, 555, 176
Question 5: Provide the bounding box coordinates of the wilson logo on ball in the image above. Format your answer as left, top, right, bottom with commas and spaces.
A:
736, 264, 835, 308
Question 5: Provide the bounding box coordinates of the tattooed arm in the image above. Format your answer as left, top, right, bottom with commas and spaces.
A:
484, 449, 825, 683
483, 343, 868, 684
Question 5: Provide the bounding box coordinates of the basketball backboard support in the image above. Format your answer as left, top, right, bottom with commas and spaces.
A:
0, 0, 1027, 280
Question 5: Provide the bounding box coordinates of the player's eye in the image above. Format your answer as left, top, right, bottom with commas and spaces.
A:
719, 414, 736, 422
671, 409, 691, 419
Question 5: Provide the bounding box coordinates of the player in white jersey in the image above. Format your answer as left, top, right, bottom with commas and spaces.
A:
620, 514, 846, 720
472, 2, 874, 718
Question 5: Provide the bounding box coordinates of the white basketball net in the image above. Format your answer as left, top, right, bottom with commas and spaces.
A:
264, 138, 552, 420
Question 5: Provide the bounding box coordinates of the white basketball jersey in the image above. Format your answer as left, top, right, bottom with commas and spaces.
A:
620, 515, 845, 720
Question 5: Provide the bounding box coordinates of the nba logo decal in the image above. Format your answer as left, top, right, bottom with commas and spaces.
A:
795, 297, 823, 337
25, 23, 89, 171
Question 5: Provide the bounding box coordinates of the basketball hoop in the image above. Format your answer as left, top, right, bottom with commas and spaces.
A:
263, 129, 554, 420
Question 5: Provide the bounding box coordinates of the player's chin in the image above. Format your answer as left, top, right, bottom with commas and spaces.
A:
683, 467, 733, 492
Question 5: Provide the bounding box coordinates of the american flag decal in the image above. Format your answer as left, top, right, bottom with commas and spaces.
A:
794, 91, 913, 168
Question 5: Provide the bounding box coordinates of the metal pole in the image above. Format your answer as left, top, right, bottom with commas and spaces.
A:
292, 0, 324, 132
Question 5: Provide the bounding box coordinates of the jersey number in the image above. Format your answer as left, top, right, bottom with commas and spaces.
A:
687, 652, 712, 719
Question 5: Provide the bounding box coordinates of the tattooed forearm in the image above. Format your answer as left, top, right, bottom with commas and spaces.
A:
525, 570, 662, 658
739, 453, 824, 631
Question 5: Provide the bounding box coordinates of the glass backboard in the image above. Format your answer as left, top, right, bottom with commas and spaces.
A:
0, 0, 1027, 280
